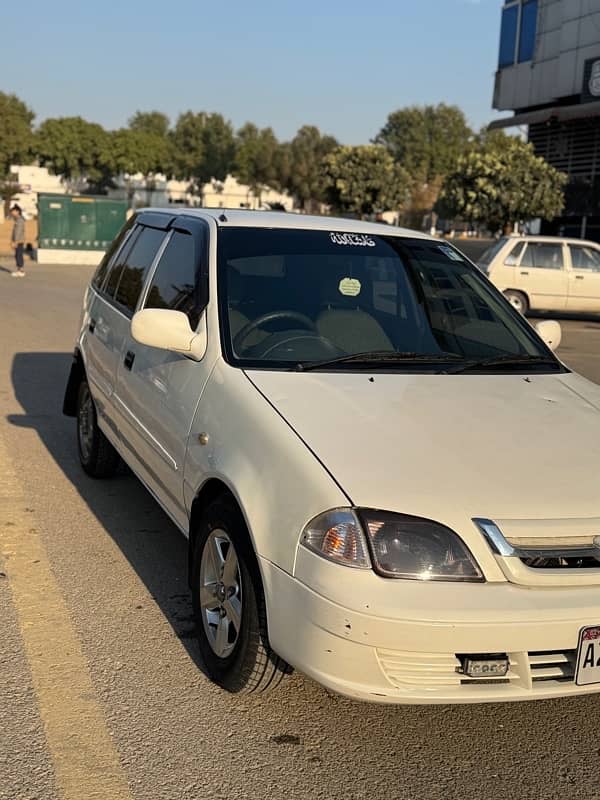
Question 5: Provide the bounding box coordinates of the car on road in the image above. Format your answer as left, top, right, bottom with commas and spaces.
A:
478, 234, 600, 315
64, 209, 600, 704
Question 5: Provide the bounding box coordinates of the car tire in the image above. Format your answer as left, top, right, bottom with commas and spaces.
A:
504, 290, 529, 315
76, 379, 121, 478
192, 497, 290, 694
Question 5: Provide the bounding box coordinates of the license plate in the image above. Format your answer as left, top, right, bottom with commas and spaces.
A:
575, 626, 600, 686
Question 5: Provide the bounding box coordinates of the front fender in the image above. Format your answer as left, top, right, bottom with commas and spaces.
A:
183, 362, 349, 575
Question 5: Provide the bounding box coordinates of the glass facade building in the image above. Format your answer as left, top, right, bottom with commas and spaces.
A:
492, 0, 600, 240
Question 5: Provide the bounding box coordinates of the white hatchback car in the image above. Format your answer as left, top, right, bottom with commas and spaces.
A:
479, 235, 600, 315
64, 210, 600, 704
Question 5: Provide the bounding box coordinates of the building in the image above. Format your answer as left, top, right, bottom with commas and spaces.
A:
491, 0, 600, 240
8, 165, 66, 218
107, 173, 294, 212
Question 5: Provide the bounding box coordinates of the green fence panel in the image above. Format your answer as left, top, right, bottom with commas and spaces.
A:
39, 194, 127, 250
96, 200, 127, 248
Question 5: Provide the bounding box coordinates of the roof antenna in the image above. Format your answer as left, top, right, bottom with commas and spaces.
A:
219, 212, 228, 222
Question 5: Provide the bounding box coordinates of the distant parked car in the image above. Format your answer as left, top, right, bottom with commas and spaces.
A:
479, 235, 600, 315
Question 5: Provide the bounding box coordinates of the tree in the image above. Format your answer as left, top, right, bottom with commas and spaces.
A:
0, 92, 35, 177
128, 110, 170, 138
233, 123, 281, 202
35, 116, 112, 188
375, 103, 472, 183
170, 112, 236, 191
322, 145, 410, 218
111, 128, 172, 176
375, 104, 472, 227
437, 132, 567, 233
284, 125, 338, 212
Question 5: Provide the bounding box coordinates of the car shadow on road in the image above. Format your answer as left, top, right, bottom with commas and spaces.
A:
8, 350, 209, 678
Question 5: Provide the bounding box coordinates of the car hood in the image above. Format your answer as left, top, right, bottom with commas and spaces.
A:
245, 369, 600, 523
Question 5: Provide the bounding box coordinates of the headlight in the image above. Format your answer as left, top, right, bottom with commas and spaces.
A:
300, 509, 371, 569
359, 511, 484, 582
300, 509, 483, 581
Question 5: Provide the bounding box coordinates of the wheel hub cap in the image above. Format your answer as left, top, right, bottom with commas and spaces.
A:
199, 530, 242, 659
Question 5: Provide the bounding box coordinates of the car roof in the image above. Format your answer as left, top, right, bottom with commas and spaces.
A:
505, 234, 599, 247
138, 207, 435, 240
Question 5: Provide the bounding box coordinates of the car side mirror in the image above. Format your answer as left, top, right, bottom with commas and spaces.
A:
534, 319, 562, 352
131, 309, 207, 361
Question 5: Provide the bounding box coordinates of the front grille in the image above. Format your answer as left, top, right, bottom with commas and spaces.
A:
521, 556, 600, 569
528, 650, 576, 683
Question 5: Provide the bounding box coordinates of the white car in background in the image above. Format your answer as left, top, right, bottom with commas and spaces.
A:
479, 235, 600, 315
64, 210, 600, 704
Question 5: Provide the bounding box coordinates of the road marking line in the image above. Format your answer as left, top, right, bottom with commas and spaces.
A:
0, 433, 133, 800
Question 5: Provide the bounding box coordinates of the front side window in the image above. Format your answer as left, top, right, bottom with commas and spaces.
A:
520, 243, 564, 270
217, 228, 558, 372
570, 244, 600, 272
113, 226, 166, 314
144, 231, 203, 329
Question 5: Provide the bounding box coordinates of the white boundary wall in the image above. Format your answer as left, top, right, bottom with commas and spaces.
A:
37, 249, 104, 266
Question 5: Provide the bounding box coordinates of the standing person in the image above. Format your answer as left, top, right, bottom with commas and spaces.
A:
10, 204, 26, 277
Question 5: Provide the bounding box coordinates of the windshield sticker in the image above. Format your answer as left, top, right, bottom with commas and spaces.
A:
339, 277, 362, 297
437, 245, 464, 262
330, 232, 376, 248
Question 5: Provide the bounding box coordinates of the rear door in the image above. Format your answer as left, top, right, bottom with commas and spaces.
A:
566, 243, 600, 312
114, 216, 210, 527
84, 219, 139, 432
516, 241, 568, 311
100, 219, 171, 453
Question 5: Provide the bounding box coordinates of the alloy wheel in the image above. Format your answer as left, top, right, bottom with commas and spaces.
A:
199, 530, 243, 658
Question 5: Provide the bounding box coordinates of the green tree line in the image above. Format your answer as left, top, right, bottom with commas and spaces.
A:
1, 90, 566, 231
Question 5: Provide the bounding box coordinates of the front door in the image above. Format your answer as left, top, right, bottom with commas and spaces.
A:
114, 217, 211, 529
516, 241, 568, 311
567, 243, 600, 313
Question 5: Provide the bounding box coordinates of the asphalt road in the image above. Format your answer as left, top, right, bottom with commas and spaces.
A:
1, 260, 600, 800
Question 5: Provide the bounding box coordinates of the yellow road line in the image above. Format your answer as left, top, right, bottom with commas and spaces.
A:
0, 434, 134, 800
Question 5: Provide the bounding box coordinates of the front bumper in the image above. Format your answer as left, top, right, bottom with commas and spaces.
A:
261, 552, 600, 704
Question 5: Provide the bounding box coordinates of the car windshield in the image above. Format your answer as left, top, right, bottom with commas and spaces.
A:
478, 237, 508, 265
217, 228, 557, 371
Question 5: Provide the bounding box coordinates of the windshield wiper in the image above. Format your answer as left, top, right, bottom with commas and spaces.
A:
295, 351, 464, 372
443, 355, 561, 375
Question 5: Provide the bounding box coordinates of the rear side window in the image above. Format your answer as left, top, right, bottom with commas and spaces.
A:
144, 231, 201, 328
520, 243, 564, 270
104, 227, 140, 298
112, 226, 166, 314
92, 217, 136, 291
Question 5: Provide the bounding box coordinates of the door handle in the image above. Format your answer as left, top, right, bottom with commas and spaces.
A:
520, 271, 529, 276
575, 275, 585, 280
88, 318, 96, 333
124, 350, 135, 371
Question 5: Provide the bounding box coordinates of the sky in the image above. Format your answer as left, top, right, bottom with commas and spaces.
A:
1, 0, 505, 144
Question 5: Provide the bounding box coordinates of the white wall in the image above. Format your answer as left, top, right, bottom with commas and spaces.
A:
9, 165, 66, 218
